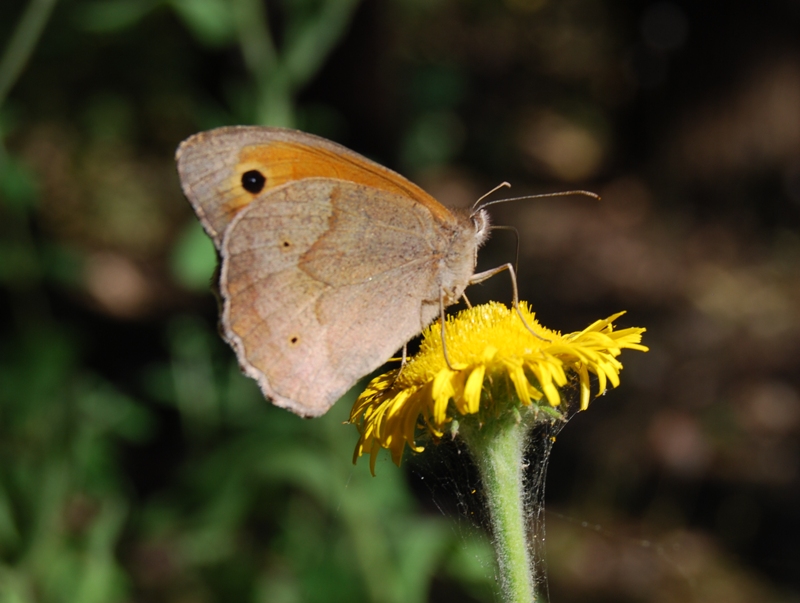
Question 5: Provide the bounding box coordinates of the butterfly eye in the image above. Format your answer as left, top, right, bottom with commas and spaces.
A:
241, 170, 266, 193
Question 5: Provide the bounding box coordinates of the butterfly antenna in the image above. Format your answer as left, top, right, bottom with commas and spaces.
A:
471, 181, 511, 213
476, 189, 600, 213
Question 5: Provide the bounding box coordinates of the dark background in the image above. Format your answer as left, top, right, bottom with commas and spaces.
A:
1, 1, 799, 601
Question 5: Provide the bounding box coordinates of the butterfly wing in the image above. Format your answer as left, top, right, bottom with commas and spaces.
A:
220, 179, 453, 416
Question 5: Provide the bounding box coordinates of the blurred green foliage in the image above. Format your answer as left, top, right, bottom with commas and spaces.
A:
0, 1, 497, 601
170, 221, 216, 291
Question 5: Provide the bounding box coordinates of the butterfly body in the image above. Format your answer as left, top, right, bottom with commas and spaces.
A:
176, 126, 488, 417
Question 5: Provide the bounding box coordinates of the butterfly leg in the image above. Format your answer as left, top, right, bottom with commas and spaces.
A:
461, 292, 473, 308
469, 263, 550, 342
439, 288, 456, 370
389, 343, 410, 389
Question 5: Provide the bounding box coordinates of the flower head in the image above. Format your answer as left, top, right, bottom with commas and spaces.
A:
350, 302, 647, 474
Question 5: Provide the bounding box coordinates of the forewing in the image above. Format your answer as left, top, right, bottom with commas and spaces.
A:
176, 126, 450, 248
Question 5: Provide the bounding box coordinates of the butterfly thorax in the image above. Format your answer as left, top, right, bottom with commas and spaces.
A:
439, 208, 490, 305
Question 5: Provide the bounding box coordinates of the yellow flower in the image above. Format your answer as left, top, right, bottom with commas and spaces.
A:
350, 302, 647, 474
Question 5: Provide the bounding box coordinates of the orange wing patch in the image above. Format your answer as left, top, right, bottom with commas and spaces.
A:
220, 141, 452, 224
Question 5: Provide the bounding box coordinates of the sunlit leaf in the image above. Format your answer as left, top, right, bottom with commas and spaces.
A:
168, 0, 236, 46
170, 220, 217, 290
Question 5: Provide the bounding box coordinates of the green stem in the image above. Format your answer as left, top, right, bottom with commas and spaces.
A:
461, 413, 537, 603
231, 0, 361, 127
0, 0, 59, 112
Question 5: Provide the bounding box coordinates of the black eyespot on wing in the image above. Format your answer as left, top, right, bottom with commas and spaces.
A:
241, 170, 266, 193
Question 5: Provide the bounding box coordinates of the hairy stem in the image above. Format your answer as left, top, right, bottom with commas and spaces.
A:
462, 413, 538, 603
